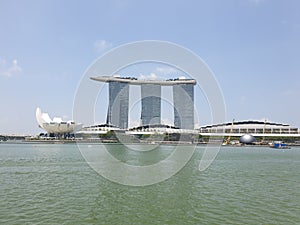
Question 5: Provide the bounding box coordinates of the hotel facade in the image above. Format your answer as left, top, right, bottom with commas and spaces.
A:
91, 76, 196, 130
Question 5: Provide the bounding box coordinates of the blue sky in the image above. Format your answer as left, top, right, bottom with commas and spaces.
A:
0, 0, 299, 134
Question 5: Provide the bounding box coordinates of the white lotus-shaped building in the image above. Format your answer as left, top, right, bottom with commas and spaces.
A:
36, 107, 81, 134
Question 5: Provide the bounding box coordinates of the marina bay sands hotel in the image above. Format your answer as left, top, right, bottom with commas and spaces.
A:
91, 76, 196, 130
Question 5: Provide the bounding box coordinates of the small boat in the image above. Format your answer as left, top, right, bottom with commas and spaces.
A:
269, 142, 291, 149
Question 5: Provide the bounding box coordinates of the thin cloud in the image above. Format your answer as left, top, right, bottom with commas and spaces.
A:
139, 73, 160, 80
94, 39, 113, 53
155, 67, 178, 75
0, 59, 22, 77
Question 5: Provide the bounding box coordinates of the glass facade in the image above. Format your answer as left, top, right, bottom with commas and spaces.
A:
107, 81, 129, 129
141, 84, 161, 125
173, 84, 194, 129
98, 77, 196, 130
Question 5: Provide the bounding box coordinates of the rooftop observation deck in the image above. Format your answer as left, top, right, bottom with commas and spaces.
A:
90, 76, 196, 86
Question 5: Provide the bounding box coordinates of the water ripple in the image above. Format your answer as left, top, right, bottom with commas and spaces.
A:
0, 144, 299, 224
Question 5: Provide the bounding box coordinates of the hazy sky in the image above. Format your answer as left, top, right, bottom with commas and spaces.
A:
0, 0, 299, 135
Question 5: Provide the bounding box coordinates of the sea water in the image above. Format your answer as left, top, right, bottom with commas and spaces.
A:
0, 143, 299, 224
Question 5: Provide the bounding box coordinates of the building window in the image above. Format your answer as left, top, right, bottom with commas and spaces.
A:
256, 129, 263, 133
248, 129, 255, 133
273, 129, 280, 133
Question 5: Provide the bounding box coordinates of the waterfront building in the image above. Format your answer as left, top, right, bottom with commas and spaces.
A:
141, 84, 161, 125
127, 124, 198, 135
173, 84, 194, 130
91, 76, 196, 130
77, 124, 120, 134
107, 81, 129, 129
199, 120, 300, 137
35, 107, 81, 134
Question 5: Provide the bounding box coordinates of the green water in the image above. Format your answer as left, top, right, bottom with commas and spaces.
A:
0, 143, 299, 224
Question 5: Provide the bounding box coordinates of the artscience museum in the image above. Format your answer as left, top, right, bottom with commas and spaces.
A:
36, 108, 81, 134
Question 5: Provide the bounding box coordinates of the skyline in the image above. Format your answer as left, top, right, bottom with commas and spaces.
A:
0, 0, 299, 134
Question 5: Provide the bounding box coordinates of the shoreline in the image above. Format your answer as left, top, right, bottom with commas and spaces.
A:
1, 139, 300, 147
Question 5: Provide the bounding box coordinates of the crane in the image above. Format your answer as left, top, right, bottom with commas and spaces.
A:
224, 119, 235, 145
261, 119, 267, 144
